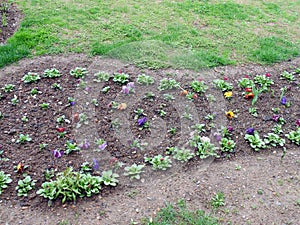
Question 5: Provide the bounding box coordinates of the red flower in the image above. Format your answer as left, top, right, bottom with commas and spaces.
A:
244, 75, 249, 78
193, 94, 198, 99
223, 76, 228, 80
160, 158, 164, 161
57, 127, 65, 132
245, 88, 252, 92
265, 73, 271, 77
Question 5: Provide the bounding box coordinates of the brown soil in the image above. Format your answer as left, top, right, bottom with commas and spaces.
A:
0, 54, 299, 225
0, 1, 22, 44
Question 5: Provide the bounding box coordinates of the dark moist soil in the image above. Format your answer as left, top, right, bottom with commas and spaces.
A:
0, 1, 22, 44
0, 55, 299, 225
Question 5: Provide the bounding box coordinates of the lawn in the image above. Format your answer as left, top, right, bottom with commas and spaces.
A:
1, 0, 300, 69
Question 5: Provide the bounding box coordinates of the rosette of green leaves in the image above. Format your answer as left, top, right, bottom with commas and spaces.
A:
254, 75, 274, 92
172, 147, 195, 162
286, 128, 300, 145
22, 72, 41, 83
70, 67, 88, 79
43, 68, 62, 78
190, 135, 218, 159
16, 176, 36, 197
136, 74, 155, 85
113, 73, 129, 84
158, 78, 180, 91
190, 80, 208, 95
213, 79, 233, 92
0, 171, 12, 195
99, 170, 119, 186
144, 155, 172, 170
124, 164, 145, 180
220, 138, 236, 153
94, 72, 111, 82
65, 141, 80, 154
244, 131, 266, 151
264, 133, 285, 147
238, 78, 254, 89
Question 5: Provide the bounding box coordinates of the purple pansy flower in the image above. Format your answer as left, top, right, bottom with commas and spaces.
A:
227, 126, 233, 132
246, 128, 255, 135
98, 142, 107, 151
122, 85, 130, 94
281, 96, 287, 105
127, 82, 135, 89
79, 139, 90, 150
93, 158, 99, 171
272, 115, 281, 122
52, 149, 64, 158
138, 117, 147, 126
70, 101, 76, 106
296, 119, 300, 126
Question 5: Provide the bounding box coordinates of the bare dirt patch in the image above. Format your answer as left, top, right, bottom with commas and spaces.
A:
0, 54, 299, 224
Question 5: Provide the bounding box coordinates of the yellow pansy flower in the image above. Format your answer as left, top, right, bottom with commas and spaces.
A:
224, 91, 232, 99
226, 111, 235, 119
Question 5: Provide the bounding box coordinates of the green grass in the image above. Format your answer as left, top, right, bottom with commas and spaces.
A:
142, 200, 218, 225
1, 0, 300, 69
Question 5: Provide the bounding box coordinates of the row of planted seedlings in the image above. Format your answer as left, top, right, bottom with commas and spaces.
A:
0, 66, 300, 204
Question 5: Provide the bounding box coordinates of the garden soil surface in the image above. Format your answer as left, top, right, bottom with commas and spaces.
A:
0, 4, 300, 225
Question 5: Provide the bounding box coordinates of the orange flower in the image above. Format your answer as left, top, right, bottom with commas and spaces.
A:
17, 162, 24, 173
244, 92, 254, 99
180, 90, 188, 96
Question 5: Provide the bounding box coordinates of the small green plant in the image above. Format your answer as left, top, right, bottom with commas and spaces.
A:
272, 124, 283, 134
124, 164, 145, 180
44, 168, 55, 181
168, 127, 177, 135
254, 75, 274, 91
158, 109, 166, 117
2, 84, 15, 92
39, 143, 48, 150
244, 131, 266, 151
16, 134, 32, 144
101, 86, 110, 93
21, 115, 29, 122
30, 88, 39, 95
286, 128, 300, 145
213, 79, 233, 92
94, 71, 111, 82
280, 71, 295, 82
22, 72, 41, 83
37, 167, 102, 203
113, 73, 129, 84
91, 98, 99, 106
11, 95, 18, 105
205, 114, 215, 121
146, 200, 218, 225
220, 138, 236, 153
249, 107, 258, 117
43, 68, 61, 78
136, 74, 155, 85
158, 78, 180, 91
16, 176, 36, 197
80, 162, 92, 174
238, 78, 254, 89
65, 141, 81, 154
190, 80, 208, 94
190, 135, 218, 159
192, 123, 206, 133
264, 133, 285, 147
145, 155, 172, 170
0, 171, 12, 195
211, 192, 225, 209
51, 83, 62, 90
172, 147, 195, 162
70, 67, 88, 79
144, 92, 155, 100
40, 103, 50, 110
100, 170, 119, 186
163, 93, 175, 101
